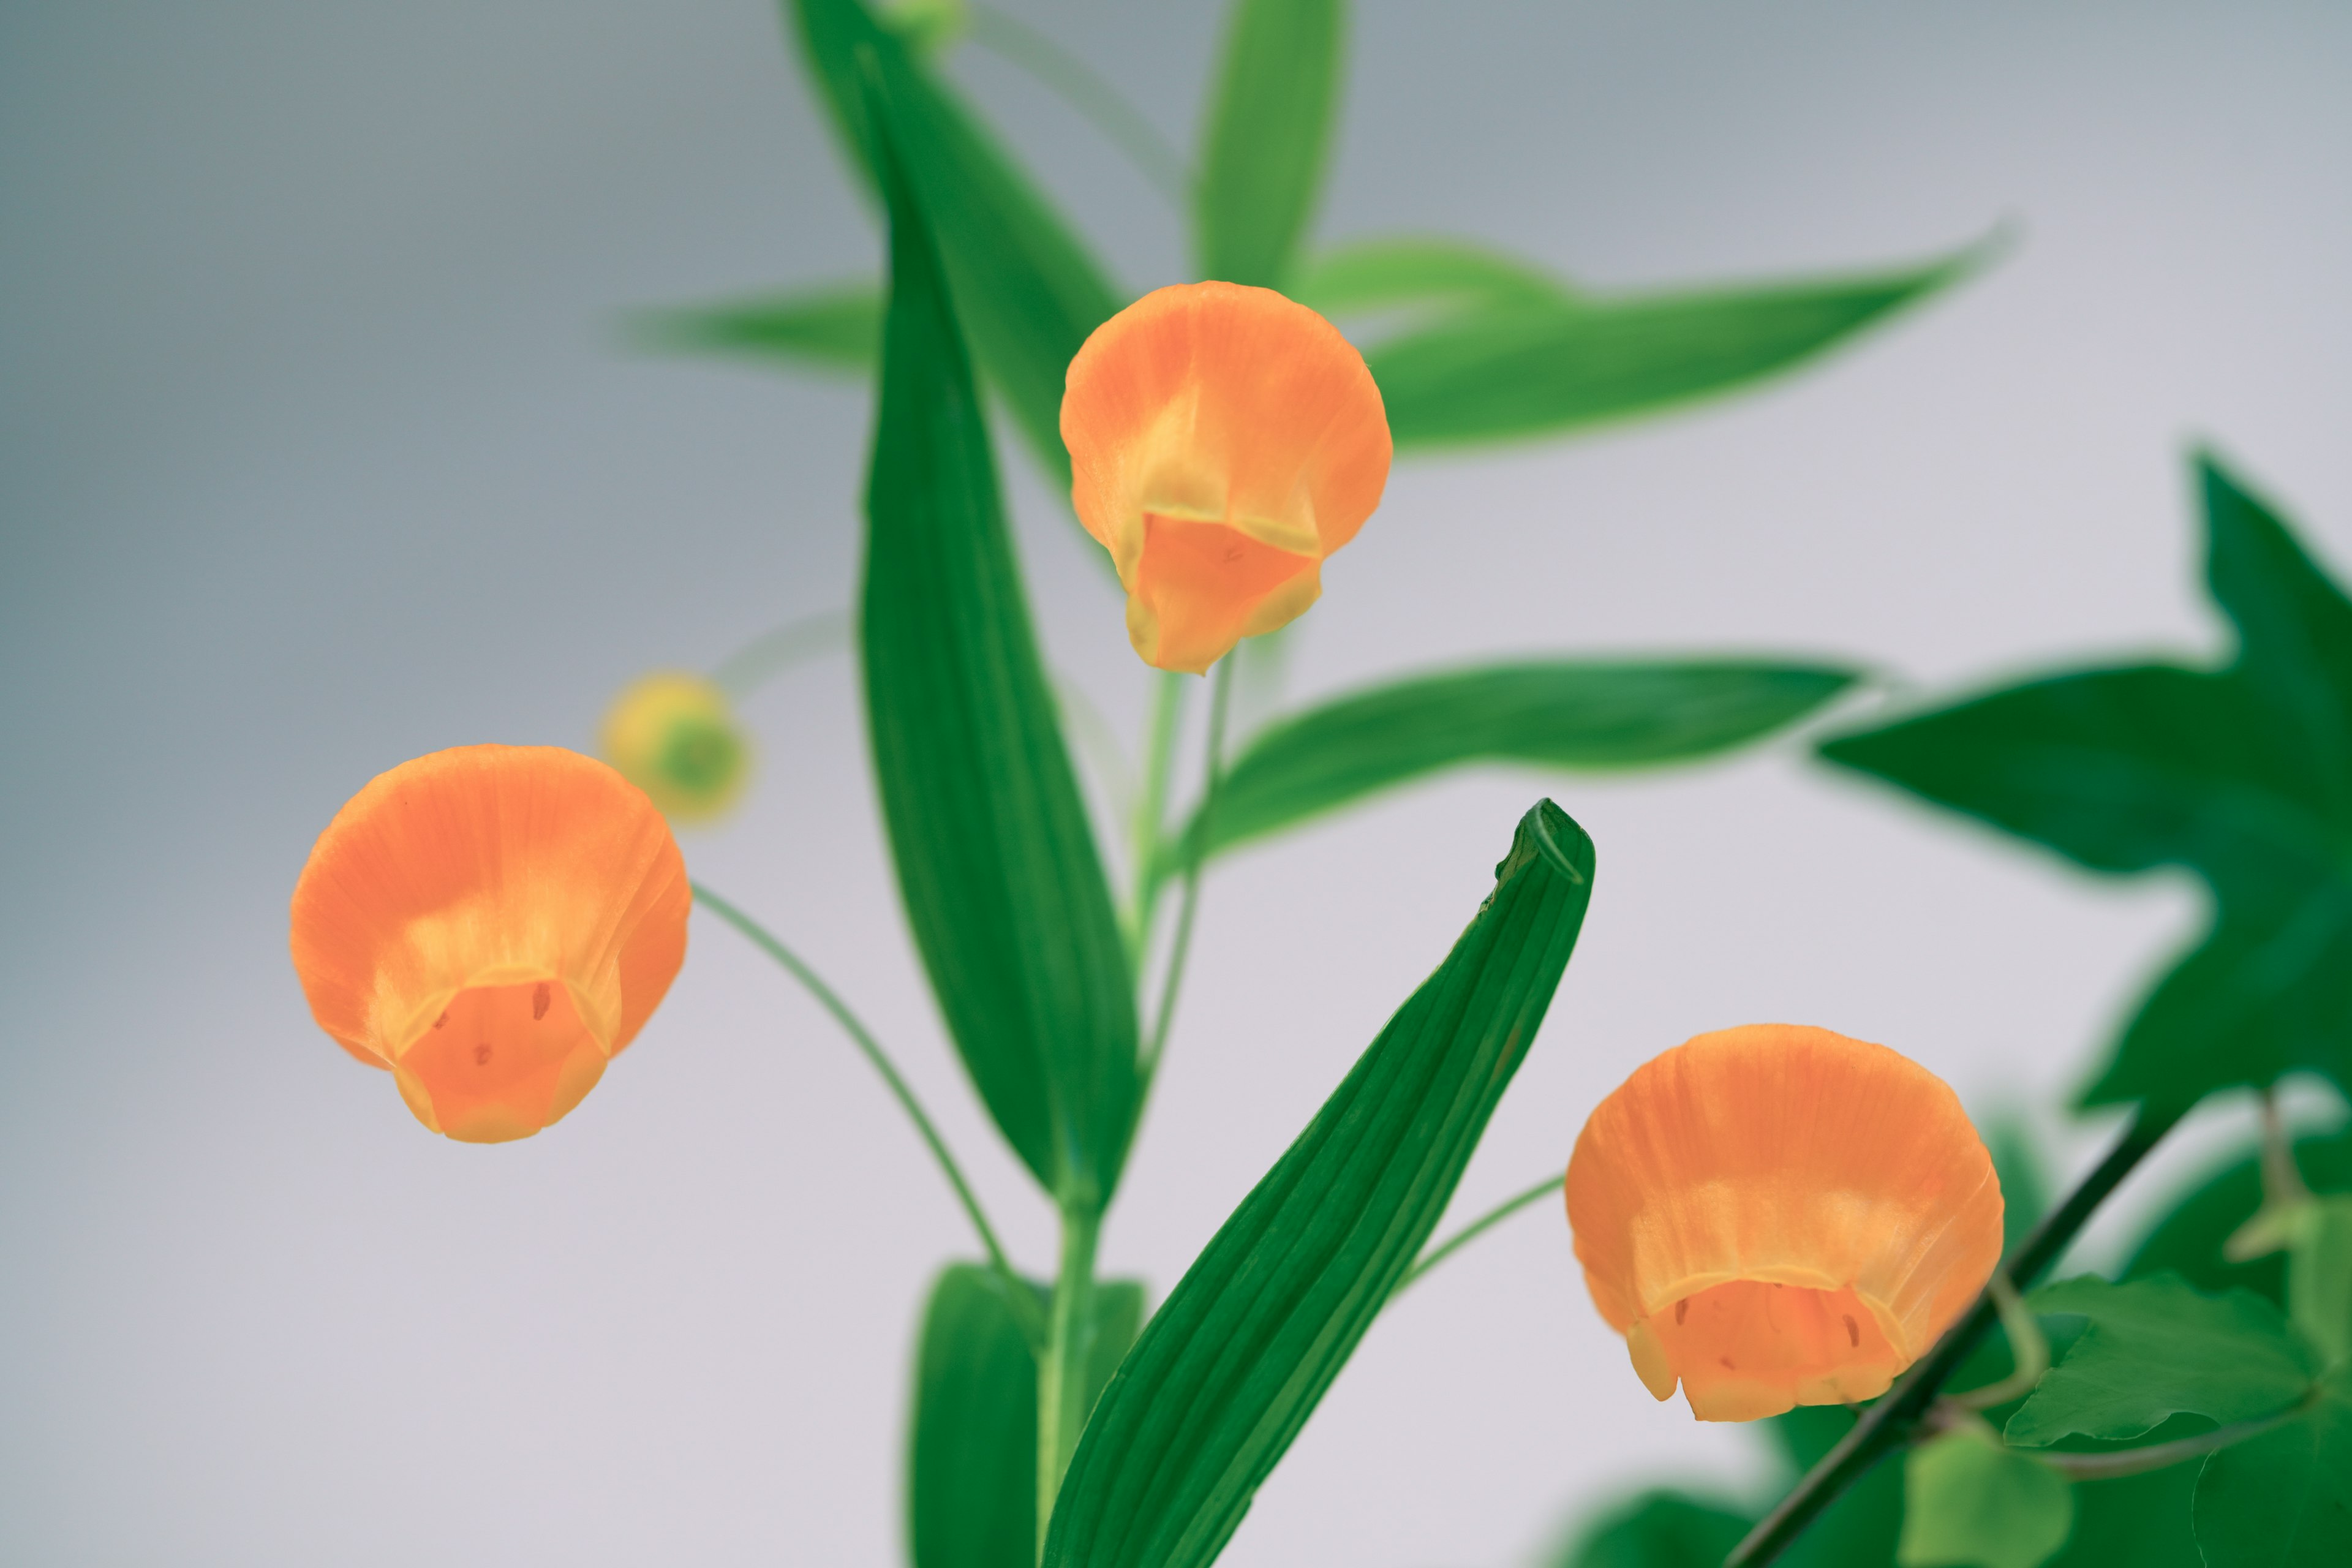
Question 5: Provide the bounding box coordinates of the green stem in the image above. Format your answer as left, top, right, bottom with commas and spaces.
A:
1126, 669, 1188, 959
1036, 1204, 1102, 1559
1390, 1173, 1565, 1301
1727, 1104, 2185, 1568
968, 3, 1189, 205
2037, 1393, 2314, 1481
1945, 1273, 2048, 1410
692, 882, 1043, 1348
1140, 657, 1234, 1085
709, 608, 851, 698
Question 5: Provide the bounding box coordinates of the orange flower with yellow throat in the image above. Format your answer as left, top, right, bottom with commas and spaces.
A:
1061, 281, 1392, 674
289, 744, 690, 1143
1567, 1025, 2003, 1422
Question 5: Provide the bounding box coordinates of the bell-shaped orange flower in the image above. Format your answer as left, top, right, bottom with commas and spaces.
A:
600, 670, 752, 823
1061, 281, 1391, 673
1566, 1025, 2003, 1422
289, 745, 690, 1144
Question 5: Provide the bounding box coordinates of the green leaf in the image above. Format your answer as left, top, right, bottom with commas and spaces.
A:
630, 282, 881, 373
1985, 1109, 2054, 1257
2043, 1461, 2203, 1568
1041, 801, 1596, 1568
910, 1264, 1145, 1568
1194, 0, 1346, 290
2007, 1274, 2318, 1447
1820, 456, 2352, 1112
791, 0, 1122, 488
1899, 1429, 2073, 1568
2290, 1196, 2352, 1365
1177, 660, 1855, 863
862, 99, 1138, 1207
2124, 1128, 2352, 1306
1555, 1490, 1754, 1568
2192, 1365, 2352, 1568
1292, 235, 1574, 318
1368, 245, 1983, 448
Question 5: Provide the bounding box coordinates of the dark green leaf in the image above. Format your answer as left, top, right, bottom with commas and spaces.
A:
2124, 1128, 2352, 1305
630, 282, 881, 373
1986, 1109, 2054, 1257
1369, 246, 1982, 448
1042, 802, 1596, 1568
1899, 1430, 2073, 1568
862, 104, 1137, 1207
1820, 456, 2352, 1112
2007, 1274, 2318, 1447
2192, 1366, 2352, 1567
2043, 1461, 2203, 1568
1178, 660, 1855, 862
792, 0, 1121, 488
1555, 1490, 1753, 1568
1293, 235, 1574, 319
1194, 0, 1346, 290
910, 1264, 1145, 1568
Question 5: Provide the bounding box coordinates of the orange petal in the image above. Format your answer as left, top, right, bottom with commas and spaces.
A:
1061, 281, 1390, 672
288, 745, 690, 1142
1566, 1025, 2002, 1421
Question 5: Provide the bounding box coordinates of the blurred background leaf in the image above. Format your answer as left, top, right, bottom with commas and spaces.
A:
1293, 234, 1576, 319
1822, 457, 2352, 1115
792, 0, 1120, 488
1174, 660, 1856, 864
1043, 802, 1594, 1568
2125, 1126, 2352, 1306
910, 1264, 1144, 1568
1899, 1429, 2073, 1568
628, 281, 881, 373
1194, 0, 1346, 290
2192, 1365, 2352, 1568
861, 100, 1137, 1208
1551, 1490, 1754, 1568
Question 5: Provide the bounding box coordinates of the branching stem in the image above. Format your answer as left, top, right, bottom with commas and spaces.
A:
1391, 1174, 1564, 1301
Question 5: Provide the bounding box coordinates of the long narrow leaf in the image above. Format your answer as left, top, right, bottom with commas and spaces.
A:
862, 96, 1138, 1208
628, 281, 881, 373
1370, 247, 1983, 448
792, 0, 1121, 486
1293, 234, 1574, 318
1194, 0, 1347, 290
1178, 660, 1856, 862
1042, 801, 1596, 1568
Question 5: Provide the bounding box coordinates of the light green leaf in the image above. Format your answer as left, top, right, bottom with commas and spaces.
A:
2007, 1275, 2318, 1447
2192, 1366, 2352, 1568
1820, 457, 2352, 1112
1369, 245, 1981, 448
630, 282, 881, 373
1292, 235, 1574, 318
1175, 660, 1855, 863
1041, 802, 1596, 1568
910, 1264, 1144, 1568
1555, 1490, 1753, 1568
2290, 1196, 2352, 1365
1900, 1429, 2073, 1568
861, 99, 1138, 1208
1194, 0, 1346, 290
791, 0, 1121, 488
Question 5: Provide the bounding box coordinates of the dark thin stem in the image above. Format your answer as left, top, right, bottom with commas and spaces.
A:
1141, 657, 1233, 1083
1392, 1174, 1564, 1300
709, 608, 851, 698
968, 4, 1189, 203
1727, 1104, 2185, 1568
692, 881, 1044, 1348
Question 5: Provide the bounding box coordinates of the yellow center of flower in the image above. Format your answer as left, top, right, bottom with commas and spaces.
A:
388, 977, 608, 1145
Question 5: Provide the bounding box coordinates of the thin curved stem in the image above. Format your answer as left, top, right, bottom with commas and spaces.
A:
1126, 670, 1188, 959
1727, 1104, 2185, 1567
968, 4, 1189, 205
2040, 1393, 2312, 1480
1391, 1174, 1564, 1300
1947, 1273, 2048, 1411
692, 881, 1044, 1348
1140, 657, 1233, 1083
709, 608, 851, 698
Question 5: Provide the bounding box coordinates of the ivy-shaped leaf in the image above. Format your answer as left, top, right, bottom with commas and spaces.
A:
1899, 1428, 2073, 1568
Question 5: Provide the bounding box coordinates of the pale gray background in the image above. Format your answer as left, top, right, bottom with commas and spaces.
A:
5, 1, 2350, 1563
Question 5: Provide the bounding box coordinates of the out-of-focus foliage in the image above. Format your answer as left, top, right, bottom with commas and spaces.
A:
1823, 458, 2352, 1114
860, 99, 1136, 1208
2125, 1128, 2352, 1305
1194, 0, 1344, 291
627, 282, 881, 371
2290, 1196, 2352, 1363
2192, 1365, 2352, 1567
1042, 804, 1593, 1568
910, 1264, 1142, 1568
1552, 1490, 1753, 1568
1899, 1428, 2073, 1568
1292, 235, 1575, 318
1175, 661, 1856, 863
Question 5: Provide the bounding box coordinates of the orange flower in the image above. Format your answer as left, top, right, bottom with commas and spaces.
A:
289, 745, 690, 1144
1566, 1025, 2002, 1422
1060, 281, 1391, 673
